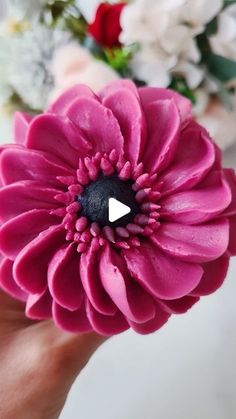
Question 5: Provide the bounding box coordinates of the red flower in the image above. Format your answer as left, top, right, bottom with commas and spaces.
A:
88, 2, 126, 48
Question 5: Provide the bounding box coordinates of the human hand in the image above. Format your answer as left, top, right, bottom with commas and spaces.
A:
0, 289, 106, 419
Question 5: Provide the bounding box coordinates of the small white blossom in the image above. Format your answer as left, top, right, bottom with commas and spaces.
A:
210, 4, 236, 61
9, 25, 71, 110
4, 0, 46, 20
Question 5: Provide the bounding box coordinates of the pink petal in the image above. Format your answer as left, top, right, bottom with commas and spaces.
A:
123, 242, 203, 300
0, 147, 73, 187
80, 246, 117, 316
0, 209, 61, 260
86, 300, 129, 336
99, 243, 158, 323
142, 99, 181, 174
66, 97, 124, 156
48, 243, 84, 311
139, 87, 192, 128
160, 171, 232, 224
48, 84, 96, 115
0, 258, 27, 302
159, 122, 215, 197
151, 219, 229, 263
13, 226, 65, 294
222, 169, 236, 217
0, 181, 60, 223
26, 114, 91, 168
159, 296, 199, 314
128, 304, 170, 335
26, 289, 52, 319
191, 255, 229, 297
53, 300, 92, 333
100, 80, 139, 100
13, 112, 33, 145
102, 87, 146, 165
228, 215, 236, 256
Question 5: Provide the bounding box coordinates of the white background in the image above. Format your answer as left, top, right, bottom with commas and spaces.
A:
1, 116, 236, 419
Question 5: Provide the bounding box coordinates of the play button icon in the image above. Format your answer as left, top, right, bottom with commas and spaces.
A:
109, 198, 131, 223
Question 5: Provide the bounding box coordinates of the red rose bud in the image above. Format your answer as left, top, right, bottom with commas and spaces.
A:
88, 2, 126, 48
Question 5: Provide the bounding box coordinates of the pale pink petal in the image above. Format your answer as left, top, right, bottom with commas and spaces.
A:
48, 84, 96, 115
191, 255, 229, 296
123, 243, 203, 300
86, 300, 129, 336
159, 296, 200, 314
139, 87, 192, 128
0, 258, 27, 302
26, 114, 91, 168
142, 99, 181, 174
128, 304, 170, 335
0, 181, 60, 223
26, 289, 52, 319
80, 246, 117, 316
0, 147, 73, 187
102, 87, 146, 165
66, 97, 124, 156
48, 243, 84, 311
0, 209, 61, 260
13, 226, 65, 294
151, 219, 229, 263
53, 300, 92, 333
99, 243, 161, 322
13, 112, 34, 145
159, 122, 215, 196
160, 171, 232, 224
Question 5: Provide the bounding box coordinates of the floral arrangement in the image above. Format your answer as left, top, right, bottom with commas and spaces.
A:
1, 0, 236, 149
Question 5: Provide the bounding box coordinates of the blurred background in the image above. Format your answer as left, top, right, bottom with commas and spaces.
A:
1, 1, 236, 418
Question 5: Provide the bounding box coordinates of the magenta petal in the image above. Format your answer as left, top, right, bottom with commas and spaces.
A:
0, 181, 60, 223
102, 88, 146, 165
66, 97, 124, 156
222, 169, 236, 217
159, 122, 215, 196
26, 289, 52, 320
0, 209, 61, 260
80, 246, 117, 316
0, 147, 73, 187
48, 243, 84, 311
0, 258, 27, 302
48, 84, 96, 115
129, 304, 170, 335
139, 87, 192, 128
86, 300, 129, 336
123, 242, 203, 300
191, 255, 229, 297
100, 80, 139, 100
151, 219, 229, 263
53, 300, 92, 333
142, 99, 180, 174
159, 296, 200, 314
13, 226, 65, 294
160, 171, 232, 224
27, 114, 90, 168
13, 112, 33, 145
228, 215, 236, 256
99, 243, 157, 323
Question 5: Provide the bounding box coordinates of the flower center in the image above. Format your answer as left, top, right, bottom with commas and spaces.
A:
77, 174, 140, 228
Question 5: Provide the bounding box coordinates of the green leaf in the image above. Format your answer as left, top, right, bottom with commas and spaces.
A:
169, 78, 196, 104
224, 0, 236, 7
207, 54, 236, 82
206, 17, 218, 36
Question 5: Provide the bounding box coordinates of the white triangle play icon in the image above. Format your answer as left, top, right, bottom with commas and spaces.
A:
108, 198, 131, 223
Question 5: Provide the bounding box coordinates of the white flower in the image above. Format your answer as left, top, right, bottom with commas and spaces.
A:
120, 0, 222, 88
9, 25, 71, 110
210, 4, 236, 61
4, 0, 46, 20
49, 42, 119, 101
0, 35, 13, 105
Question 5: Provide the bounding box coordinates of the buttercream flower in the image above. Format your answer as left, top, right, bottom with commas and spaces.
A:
210, 4, 236, 61
88, 2, 126, 48
0, 80, 236, 336
50, 43, 119, 101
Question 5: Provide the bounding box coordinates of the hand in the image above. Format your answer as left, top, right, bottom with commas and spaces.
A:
0, 290, 106, 419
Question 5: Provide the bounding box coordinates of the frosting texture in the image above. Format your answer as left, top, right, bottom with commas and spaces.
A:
0, 80, 236, 335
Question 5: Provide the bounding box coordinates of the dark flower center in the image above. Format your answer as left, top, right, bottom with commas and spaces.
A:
77, 174, 140, 228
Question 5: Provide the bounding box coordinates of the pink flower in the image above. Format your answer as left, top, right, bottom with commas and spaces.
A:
0, 80, 236, 336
